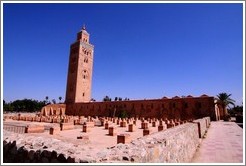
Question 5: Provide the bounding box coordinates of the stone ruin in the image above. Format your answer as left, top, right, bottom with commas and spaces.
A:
3, 113, 211, 163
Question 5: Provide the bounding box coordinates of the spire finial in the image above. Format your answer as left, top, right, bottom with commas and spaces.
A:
82, 24, 86, 30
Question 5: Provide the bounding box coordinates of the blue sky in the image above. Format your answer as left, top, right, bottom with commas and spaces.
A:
3, 3, 243, 105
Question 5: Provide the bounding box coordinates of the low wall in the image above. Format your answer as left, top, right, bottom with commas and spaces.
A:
3, 124, 26, 134
193, 117, 210, 138
97, 122, 200, 163
3, 122, 45, 134
3, 117, 210, 163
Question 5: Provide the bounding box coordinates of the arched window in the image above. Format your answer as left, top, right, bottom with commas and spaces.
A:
84, 58, 88, 63
82, 70, 89, 79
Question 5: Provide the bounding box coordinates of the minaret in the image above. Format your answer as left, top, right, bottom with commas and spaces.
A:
65, 25, 94, 103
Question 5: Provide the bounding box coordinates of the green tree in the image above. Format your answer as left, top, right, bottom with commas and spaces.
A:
90, 98, 96, 102
3, 99, 45, 112
228, 105, 243, 116
45, 96, 49, 105
103, 96, 111, 102
52, 99, 56, 104
59, 96, 62, 103
216, 93, 235, 119
119, 110, 128, 118
3, 101, 14, 112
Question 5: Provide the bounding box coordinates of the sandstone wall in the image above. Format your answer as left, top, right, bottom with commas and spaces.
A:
3, 118, 210, 163
65, 96, 217, 121
3, 123, 26, 134
96, 122, 201, 163
193, 117, 210, 138
40, 104, 66, 116
3, 123, 45, 134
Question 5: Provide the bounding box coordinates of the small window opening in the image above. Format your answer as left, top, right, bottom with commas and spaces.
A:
173, 103, 176, 108
198, 102, 202, 108
185, 103, 188, 108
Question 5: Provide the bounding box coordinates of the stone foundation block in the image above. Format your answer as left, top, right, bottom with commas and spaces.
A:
49, 127, 60, 135
60, 123, 74, 131
128, 124, 135, 132
158, 124, 167, 132
84, 121, 95, 127
167, 123, 175, 129
143, 129, 151, 136
100, 120, 105, 126
82, 125, 91, 132
158, 125, 164, 132
25, 125, 44, 133
175, 122, 180, 126
108, 127, 117, 136
120, 121, 127, 127
141, 122, 148, 129
105, 122, 109, 129
117, 134, 131, 144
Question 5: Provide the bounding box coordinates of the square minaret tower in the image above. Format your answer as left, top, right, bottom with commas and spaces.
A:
65, 25, 94, 103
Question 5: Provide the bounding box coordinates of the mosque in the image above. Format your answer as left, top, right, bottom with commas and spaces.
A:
41, 26, 223, 121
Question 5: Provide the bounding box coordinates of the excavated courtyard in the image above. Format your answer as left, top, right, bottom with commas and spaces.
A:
3, 113, 172, 153
3, 112, 196, 162
2, 112, 243, 163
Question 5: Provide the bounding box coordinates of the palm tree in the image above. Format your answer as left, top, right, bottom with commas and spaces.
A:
90, 98, 96, 102
52, 99, 56, 104
103, 96, 110, 102
59, 96, 62, 103
45, 96, 49, 105
216, 93, 235, 119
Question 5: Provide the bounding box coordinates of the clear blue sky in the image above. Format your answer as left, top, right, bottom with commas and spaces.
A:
3, 3, 243, 105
